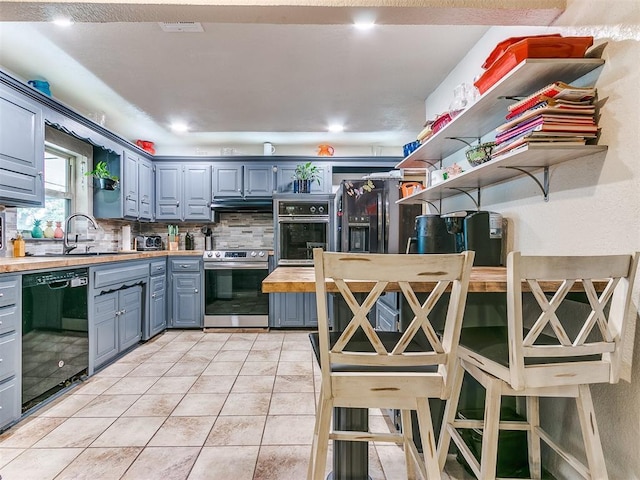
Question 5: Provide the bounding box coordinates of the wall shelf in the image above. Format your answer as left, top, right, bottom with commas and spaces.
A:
396, 57, 605, 170
397, 144, 608, 205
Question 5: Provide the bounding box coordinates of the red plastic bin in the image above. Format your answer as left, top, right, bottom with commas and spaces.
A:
474, 35, 594, 95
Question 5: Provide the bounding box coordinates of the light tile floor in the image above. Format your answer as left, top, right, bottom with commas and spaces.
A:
0, 330, 474, 480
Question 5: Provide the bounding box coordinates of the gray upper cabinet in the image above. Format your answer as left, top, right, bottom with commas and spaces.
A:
123, 150, 139, 218
0, 84, 44, 206
213, 163, 274, 198
138, 157, 153, 220
275, 162, 332, 194
155, 163, 212, 221
154, 163, 182, 220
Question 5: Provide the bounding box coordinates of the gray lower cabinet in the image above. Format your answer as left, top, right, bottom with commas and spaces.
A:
375, 299, 399, 332
0, 275, 21, 431
145, 260, 167, 340
270, 292, 318, 328
93, 285, 142, 368
169, 259, 202, 328
0, 84, 45, 207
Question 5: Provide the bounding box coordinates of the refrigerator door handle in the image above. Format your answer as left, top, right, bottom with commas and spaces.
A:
377, 192, 384, 253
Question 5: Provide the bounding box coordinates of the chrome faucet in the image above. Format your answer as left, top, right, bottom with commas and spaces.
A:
63, 213, 99, 254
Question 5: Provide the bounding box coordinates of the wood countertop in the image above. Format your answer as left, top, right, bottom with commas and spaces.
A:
262, 266, 604, 293
0, 250, 203, 274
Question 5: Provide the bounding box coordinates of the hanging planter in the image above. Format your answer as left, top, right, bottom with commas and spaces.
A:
86, 161, 120, 190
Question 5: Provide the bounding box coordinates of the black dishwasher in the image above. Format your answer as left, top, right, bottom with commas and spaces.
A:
21, 268, 89, 413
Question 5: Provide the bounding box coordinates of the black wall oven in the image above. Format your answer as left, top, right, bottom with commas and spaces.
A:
274, 193, 335, 266
203, 250, 270, 328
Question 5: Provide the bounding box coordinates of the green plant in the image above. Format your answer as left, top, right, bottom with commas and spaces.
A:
293, 161, 321, 185
85, 161, 119, 181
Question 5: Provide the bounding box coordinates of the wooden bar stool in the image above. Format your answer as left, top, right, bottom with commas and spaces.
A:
307, 248, 475, 480
438, 251, 639, 480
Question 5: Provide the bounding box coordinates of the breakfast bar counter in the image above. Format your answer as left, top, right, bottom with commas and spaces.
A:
262, 266, 603, 293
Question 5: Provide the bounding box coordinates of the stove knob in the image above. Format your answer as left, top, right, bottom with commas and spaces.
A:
258, 251, 265, 257
318, 205, 325, 213
215, 251, 221, 257
310, 206, 316, 213
206, 252, 213, 258
250, 251, 257, 257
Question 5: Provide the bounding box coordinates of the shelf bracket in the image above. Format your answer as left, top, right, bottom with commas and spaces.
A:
446, 136, 481, 148
447, 187, 481, 210
417, 200, 441, 213
499, 166, 550, 201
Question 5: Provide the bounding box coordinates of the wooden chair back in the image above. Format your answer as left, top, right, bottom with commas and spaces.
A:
313, 248, 474, 396
507, 251, 639, 389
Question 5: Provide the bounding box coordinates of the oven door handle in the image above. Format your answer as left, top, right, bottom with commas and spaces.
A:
204, 262, 268, 270
277, 217, 329, 223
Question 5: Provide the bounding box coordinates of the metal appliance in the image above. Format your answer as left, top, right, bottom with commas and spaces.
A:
274, 193, 335, 266
337, 179, 421, 254
442, 210, 504, 266
135, 235, 163, 251
407, 214, 456, 254
21, 268, 89, 413
203, 249, 270, 328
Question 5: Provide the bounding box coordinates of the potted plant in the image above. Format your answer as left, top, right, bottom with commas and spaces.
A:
293, 161, 321, 193
85, 161, 119, 190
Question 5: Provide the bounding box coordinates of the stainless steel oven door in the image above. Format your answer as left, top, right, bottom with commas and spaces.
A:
203, 262, 269, 328
276, 216, 330, 266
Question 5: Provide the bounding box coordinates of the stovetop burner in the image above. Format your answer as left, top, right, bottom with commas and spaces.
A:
203, 249, 269, 262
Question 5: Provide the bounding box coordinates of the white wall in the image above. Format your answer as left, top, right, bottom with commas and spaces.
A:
425, 1, 640, 477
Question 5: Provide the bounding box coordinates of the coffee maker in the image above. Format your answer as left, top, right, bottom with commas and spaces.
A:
441, 210, 504, 266
407, 214, 456, 254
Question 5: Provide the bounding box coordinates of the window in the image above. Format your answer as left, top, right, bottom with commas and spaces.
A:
17, 146, 75, 231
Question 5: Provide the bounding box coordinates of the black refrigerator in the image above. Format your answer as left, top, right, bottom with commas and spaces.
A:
336, 178, 421, 254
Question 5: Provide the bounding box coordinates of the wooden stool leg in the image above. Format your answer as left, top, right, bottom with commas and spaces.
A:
401, 409, 417, 480
310, 395, 333, 480
438, 359, 465, 470
307, 386, 325, 480
526, 396, 542, 479
576, 384, 608, 480
479, 376, 502, 480
415, 397, 441, 479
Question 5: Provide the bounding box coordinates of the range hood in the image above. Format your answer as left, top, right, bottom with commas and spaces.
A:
210, 198, 273, 213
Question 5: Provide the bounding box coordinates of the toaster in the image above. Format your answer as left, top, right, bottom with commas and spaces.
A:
135, 235, 162, 251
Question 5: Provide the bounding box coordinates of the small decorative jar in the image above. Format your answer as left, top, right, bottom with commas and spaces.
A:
43, 220, 55, 238
31, 219, 44, 239
54, 221, 64, 239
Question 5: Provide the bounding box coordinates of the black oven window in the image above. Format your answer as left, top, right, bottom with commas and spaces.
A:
280, 223, 328, 261
204, 269, 269, 316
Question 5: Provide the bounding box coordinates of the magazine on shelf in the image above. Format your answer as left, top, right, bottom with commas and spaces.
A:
499, 106, 596, 131
492, 134, 589, 157
508, 82, 596, 113
505, 97, 595, 120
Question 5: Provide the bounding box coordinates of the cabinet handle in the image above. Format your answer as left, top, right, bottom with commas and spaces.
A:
194, 289, 198, 293
121, 309, 126, 314
176, 201, 180, 206
0, 293, 3, 297
180, 264, 189, 268
151, 293, 156, 298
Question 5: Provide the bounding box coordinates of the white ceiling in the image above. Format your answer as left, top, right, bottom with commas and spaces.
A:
0, 1, 565, 155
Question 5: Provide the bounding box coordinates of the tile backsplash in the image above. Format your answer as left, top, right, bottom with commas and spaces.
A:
0, 205, 274, 257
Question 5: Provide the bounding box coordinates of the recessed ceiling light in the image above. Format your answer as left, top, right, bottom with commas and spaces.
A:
52, 17, 74, 27
353, 21, 375, 31
328, 124, 344, 133
170, 122, 189, 133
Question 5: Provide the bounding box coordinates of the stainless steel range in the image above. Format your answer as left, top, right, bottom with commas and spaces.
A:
203, 249, 270, 328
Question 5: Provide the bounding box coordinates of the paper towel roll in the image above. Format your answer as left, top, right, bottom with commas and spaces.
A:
121, 225, 132, 251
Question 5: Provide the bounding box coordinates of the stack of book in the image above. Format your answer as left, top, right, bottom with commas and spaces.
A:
492, 81, 598, 157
